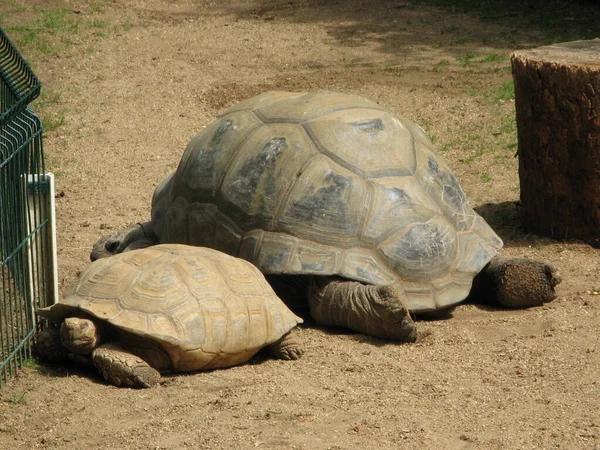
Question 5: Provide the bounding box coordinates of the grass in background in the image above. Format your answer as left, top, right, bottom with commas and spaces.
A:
33, 88, 67, 133
409, 0, 600, 44
468, 80, 515, 104
4, 8, 79, 55
0, 1, 129, 57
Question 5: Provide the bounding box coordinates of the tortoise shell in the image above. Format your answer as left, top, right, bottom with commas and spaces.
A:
149, 91, 503, 312
39, 244, 301, 371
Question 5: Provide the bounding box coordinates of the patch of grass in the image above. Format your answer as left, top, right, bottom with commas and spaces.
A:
7, 390, 27, 405
34, 88, 62, 108
41, 113, 66, 133
22, 358, 39, 370
39, 8, 79, 34
438, 143, 451, 153
91, 19, 106, 29
6, 8, 79, 54
481, 53, 508, 63
88, 0, 111, 14
4, 5, 116, 55
456, 52, 476, 67
419, 119, 432, 132
491, 80, 515, 104
468, 81, 515, 104
463, 148, 487, 163
34, 88, 67, 133
480, 173, 491, 183
34, 38, 59, 55
450, 36, 469, 46
499, 116, 516, 134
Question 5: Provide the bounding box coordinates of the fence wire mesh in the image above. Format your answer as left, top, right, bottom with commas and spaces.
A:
0, 28, 52, 387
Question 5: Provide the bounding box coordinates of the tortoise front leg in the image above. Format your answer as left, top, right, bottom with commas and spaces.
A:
33, 326, 69, 362
92, 343, 161, 388
34, 324, 96, 368
90, 221, 158, 261
308, 277, 417, 342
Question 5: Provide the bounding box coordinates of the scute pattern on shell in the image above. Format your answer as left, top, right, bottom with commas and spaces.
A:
150, 91, 503, 312
46, 244, 301, 371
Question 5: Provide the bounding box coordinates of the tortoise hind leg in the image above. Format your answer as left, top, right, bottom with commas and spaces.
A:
92, 343, 160, 388
308, 276, 416, 342
267, 329, 304, 360
472, 256, 562, 308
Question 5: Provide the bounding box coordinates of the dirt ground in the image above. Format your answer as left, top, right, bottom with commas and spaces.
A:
1, 0, 600, 448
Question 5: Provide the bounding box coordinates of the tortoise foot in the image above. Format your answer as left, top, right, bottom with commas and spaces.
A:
477, 257, 562, 308
268, 330, 303, 360
93, 343, 160, 388
309, 277, 417, 342
33, 326, 69, 362
372, 284, 417, 342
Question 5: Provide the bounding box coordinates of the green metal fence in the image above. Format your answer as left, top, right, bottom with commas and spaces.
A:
0, 28, 55, 386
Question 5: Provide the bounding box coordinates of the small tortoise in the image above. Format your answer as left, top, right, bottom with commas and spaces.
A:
91, 91, 561, 342
35, 244, 302, 388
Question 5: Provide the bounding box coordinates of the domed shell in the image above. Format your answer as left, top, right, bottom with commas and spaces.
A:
150, 91, 503, 312
40, 244, 302, 371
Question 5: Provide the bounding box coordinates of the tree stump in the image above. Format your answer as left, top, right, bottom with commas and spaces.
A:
511, 40, 600, 243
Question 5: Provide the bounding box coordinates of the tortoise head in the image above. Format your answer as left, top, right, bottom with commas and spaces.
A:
90, 234, 122, 261
60, 317, 102, 355
90, 223, 157, 261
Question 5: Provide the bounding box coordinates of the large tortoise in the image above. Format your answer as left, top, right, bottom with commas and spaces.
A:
91, 91, 561, 342
35, 244, 303, 388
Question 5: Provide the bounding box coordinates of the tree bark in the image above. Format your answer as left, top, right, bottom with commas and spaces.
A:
511, 40, 600, 244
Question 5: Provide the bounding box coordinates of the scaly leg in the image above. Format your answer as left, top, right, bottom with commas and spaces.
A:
308, 277, 416, 342
92, 342, 161, 388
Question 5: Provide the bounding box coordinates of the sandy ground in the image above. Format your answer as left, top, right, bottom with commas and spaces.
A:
0, 0, 599, 449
